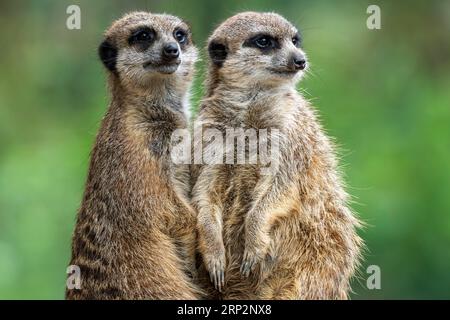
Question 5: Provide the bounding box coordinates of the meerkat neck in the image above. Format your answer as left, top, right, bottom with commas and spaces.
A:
212, 80, 294, 105
108, 75, 190, 118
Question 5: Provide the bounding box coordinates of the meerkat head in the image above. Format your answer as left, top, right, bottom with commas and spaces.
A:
207, 12, 307, 89
98, 12, 197, 91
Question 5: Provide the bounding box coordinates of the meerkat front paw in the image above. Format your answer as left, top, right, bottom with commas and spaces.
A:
240, 233, 271, 277
203, 249, 226, 292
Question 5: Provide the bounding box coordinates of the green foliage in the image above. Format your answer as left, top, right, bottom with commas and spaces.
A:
0, 0, 449, 299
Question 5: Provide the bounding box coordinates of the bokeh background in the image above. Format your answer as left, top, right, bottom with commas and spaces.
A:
0, 0, 449, 299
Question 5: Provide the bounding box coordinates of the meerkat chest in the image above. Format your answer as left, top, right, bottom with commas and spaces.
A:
221, 165, 260, 223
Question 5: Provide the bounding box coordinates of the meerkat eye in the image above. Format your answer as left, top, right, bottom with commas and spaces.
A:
174, 29, 188, 45
292, 34, 301, 47
245, 34, 278, 51
137, 31, 151, 41
255, 36, 272, 48
128, 27, 155, 45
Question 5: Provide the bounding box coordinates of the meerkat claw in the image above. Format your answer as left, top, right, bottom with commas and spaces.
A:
212, 264, 218, 290
240, 252, 257, 277
209, 260, 225, 292
216, 270, 222, 292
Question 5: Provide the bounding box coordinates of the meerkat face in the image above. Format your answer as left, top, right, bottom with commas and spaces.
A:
98, 12, 197, 87
208, 12, 307, 86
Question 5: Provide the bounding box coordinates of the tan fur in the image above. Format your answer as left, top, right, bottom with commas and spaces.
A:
67, 12, 202, 299
192, 12, 363, 299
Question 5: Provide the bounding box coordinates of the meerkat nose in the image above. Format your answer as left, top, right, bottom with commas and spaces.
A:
292, 54, 306, 70
163, 43, 180, 59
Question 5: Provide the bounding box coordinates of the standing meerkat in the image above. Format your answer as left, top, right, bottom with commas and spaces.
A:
192, 12, 363, 299
66, 12, 202, 299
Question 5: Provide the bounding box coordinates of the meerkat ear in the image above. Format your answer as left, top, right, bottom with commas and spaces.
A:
98, 39, 117, 72
208, 41, 228, 67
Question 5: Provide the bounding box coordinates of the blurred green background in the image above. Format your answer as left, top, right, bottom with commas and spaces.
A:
0, 0, 449, 299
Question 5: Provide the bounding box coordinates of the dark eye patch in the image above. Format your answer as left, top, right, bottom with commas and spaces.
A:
174, 28, 189, 46
128, 27, 156, 49
292, 33, 302, 47
243, 34, 280, 52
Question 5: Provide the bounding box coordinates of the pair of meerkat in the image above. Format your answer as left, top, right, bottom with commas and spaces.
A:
67, 11, 362, 300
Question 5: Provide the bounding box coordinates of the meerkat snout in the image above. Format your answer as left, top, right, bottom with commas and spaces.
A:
291, 52, 307, 71
162, 42, 180, 60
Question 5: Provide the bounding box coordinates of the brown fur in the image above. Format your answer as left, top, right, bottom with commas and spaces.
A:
192, 12, 363, 299
66, 12, 202, 299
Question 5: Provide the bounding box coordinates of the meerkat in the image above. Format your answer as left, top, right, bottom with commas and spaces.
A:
192, 12, 363, 299
66, 12, 202, 299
